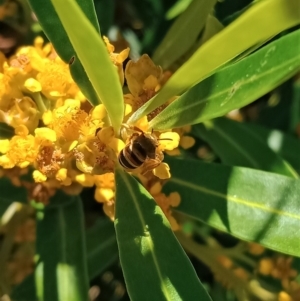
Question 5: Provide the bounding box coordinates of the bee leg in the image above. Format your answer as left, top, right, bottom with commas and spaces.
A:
140, 159, 161, 175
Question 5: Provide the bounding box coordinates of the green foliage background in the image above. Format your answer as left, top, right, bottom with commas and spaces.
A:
0, 0, 300, 300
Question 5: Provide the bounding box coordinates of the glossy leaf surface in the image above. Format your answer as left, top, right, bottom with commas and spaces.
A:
35, 192, 89, 301
246, 123, 300, 173
86, 218, 118, 280
0, 123, 14, 139
12, 218, 118, 300
51, 0, 124, 131
128, 0, 300, 124
164, 157, 300, 257
0, 177, 27, 217
114, 169, 212, 301
149, 29, 300, 130
153, 0, 217, 69
27, 0, 100, 105
193, 118, 298, 178
11, 275, 37, 301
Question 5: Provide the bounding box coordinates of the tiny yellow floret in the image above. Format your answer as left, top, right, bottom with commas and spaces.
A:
180, 136, 195, 149
56, 168, 68, 181
159, 132, 180, 150
0, 139, 10, 153
97, 126, 114, 144
33, 170, 47, 182
15, 125, 29, 136
24, 78, 42, 92
95, 187, 114, 203
42, 111, 53, 125
75, 174, 95, 187
35, 128, 57, 142
153, 163, 171, 179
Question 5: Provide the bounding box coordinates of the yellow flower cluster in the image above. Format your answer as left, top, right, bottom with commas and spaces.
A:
0, 37, 190, 228
258, 256, 300, 301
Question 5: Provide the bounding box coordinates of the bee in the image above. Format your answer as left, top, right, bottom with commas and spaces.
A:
118, 126, 168, 173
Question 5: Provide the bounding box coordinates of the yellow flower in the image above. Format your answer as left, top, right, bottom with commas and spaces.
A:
94, 172, 115, 189
33, 170, 47, 182
278, 291, 292, 301
95, 187, 114, 203
55, 168, 72, 186
158, 132, 180, 151
123, 54, 169, 122
248, 242, 265, 255
74, 173, 95, 187
0, 96, 40, 132
258, 258, 274, 275
0, 71, 23, 110
153, 163, 170, 179
103, 36, 129, 86
125, 54, 162, 98
147, 178, 181, 231
24, 78, 42, 93
180, 136, 195, 149
0, 134, 38, 168
37, 57, 75, 99
0, 36, 184, 229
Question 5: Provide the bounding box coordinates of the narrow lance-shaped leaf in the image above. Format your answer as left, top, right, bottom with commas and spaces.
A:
50, 0, 124, 132
11, 274, 37, 301
0, 122, 14, 139
194, 14, 224, 49
246, 123, 300, 173
153, 0, 217, 69
165, 0, 193, 20
0, 177, 27, 217
35, 192, 89, 301
12, 217, 118, 300
289, 77, 300, 132
192, 118, 299, 179
94, 0, 115, 35
164, 157, 300, 257
86, 218, 118, 280
128, 0, 300, 125
114, 169, 212, 301
27, 0, 100, 105
149, 29, 300, 130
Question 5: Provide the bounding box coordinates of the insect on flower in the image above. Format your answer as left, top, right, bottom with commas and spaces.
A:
69, 55, 75, 65
118, 125, 172, 174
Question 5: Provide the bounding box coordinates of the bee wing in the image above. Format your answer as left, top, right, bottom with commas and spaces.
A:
140, 159, 161, 175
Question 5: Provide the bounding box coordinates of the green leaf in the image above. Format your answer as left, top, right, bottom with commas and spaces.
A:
165, 0, 193, 20
94, 0, 115, 35
114, 169, 211, 301
128, 0, 300, 125
149, 29, 300, 130
0, 177, 27, 217
164, 157, 300, 257
290, 77, 300, 132
0, 122, 14, 139
35, 192, 89, 301
194, 14, 224, 49
11, 218, 118, 300
86, 218, 118, 280
50, 0, 124, 132
153, 0, 217, 69
246, 123, 300, 173
192, 118, 299, 178
27, 0, 100, 106
11, 275, 37, 301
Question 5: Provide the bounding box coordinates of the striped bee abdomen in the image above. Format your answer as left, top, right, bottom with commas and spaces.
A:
118, 130, 161, 172
118, 141, 148, 169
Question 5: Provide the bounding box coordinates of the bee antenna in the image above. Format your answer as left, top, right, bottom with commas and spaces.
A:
158, 138, 173, 141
